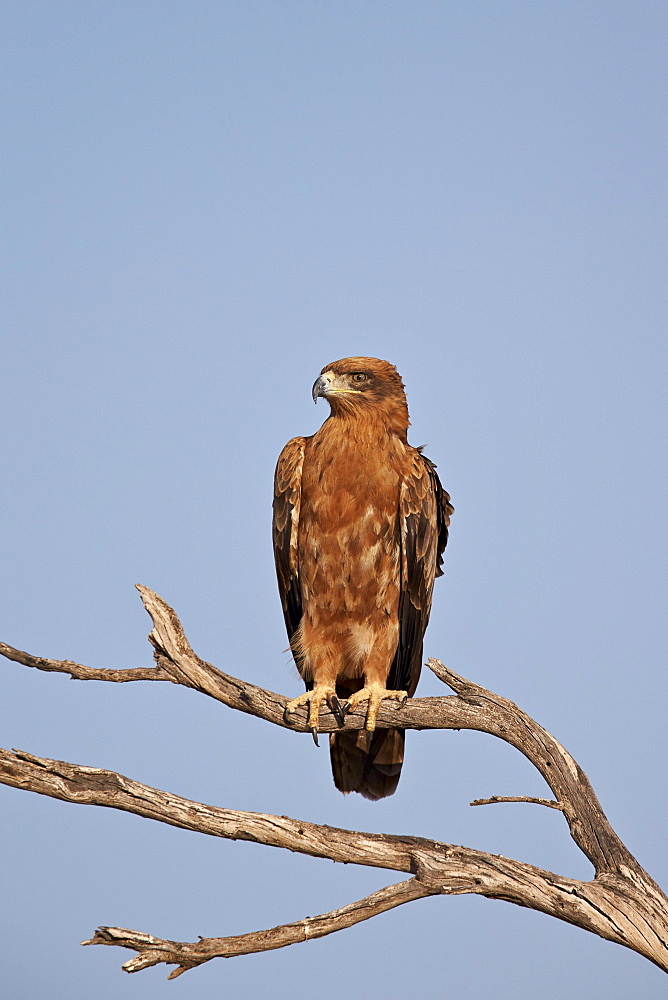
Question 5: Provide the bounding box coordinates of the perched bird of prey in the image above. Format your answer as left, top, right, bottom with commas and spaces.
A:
273, 357, 452, 800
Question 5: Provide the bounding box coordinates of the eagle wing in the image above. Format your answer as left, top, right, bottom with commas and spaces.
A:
388, 451, 453, 696
272, 436, 306, 673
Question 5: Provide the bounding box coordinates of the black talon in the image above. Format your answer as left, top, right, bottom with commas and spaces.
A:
341, 700, 352, 717
310, 727, 320, 747
399, 693, 408, 708
327, 695, 345, 726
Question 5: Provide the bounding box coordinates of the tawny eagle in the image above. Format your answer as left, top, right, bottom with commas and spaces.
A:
273, 357, 452, 799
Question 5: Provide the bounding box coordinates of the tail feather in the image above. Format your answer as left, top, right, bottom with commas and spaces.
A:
330, 729, 405, 801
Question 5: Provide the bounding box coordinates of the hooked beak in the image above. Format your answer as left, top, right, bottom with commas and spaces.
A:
312, 374, 328, 403
312, 370, 360, 404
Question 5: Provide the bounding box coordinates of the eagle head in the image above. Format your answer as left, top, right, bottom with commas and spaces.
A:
312, 357, 405, 403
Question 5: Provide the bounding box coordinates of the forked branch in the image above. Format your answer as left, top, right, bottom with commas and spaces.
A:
0, 586, 666, 977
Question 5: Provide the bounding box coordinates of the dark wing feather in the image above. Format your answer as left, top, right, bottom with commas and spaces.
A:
272, 437, 305, 673
388, 451, 453, 695
425, 455, 453, 579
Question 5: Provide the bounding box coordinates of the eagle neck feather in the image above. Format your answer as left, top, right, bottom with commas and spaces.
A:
323, 398, 409, 443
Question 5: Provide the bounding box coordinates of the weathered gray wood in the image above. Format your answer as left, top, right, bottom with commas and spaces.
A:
1, 586, 666, 977
83, 880, 432, 978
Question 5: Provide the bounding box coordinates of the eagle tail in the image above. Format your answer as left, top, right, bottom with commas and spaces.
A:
329, 729, 405, 801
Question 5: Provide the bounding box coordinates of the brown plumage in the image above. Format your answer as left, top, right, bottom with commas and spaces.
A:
273, 357, 452, 799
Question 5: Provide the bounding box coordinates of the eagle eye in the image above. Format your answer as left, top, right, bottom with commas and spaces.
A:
351, 372, 368, 383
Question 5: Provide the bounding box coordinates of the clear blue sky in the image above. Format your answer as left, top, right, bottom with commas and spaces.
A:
1, 2, 666, 997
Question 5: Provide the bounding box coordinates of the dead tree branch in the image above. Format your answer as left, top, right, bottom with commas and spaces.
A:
1, 586, 666, 977
82, 880, 431, 978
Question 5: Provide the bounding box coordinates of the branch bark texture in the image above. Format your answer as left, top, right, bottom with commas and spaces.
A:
1, 586, 666, 978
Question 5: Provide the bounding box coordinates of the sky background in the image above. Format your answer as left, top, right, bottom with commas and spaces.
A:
1, 1, 666, 997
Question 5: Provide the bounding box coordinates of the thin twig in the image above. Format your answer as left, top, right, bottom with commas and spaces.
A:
471, 796, 565, 810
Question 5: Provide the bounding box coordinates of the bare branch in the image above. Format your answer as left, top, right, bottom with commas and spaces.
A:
424, 658, 639, 878
0, 640, 170, 683
0, 586, 461, 734
82, 879, 430, 978
1, 746, 667, 975
0, 747, 427, 872
1, 588, 667, 977
0, 591, 642, 876
471, 796, 565, 810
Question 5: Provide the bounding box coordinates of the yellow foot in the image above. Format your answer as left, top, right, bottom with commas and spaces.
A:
284, 686, 345, 745
343, 686, 408, 732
